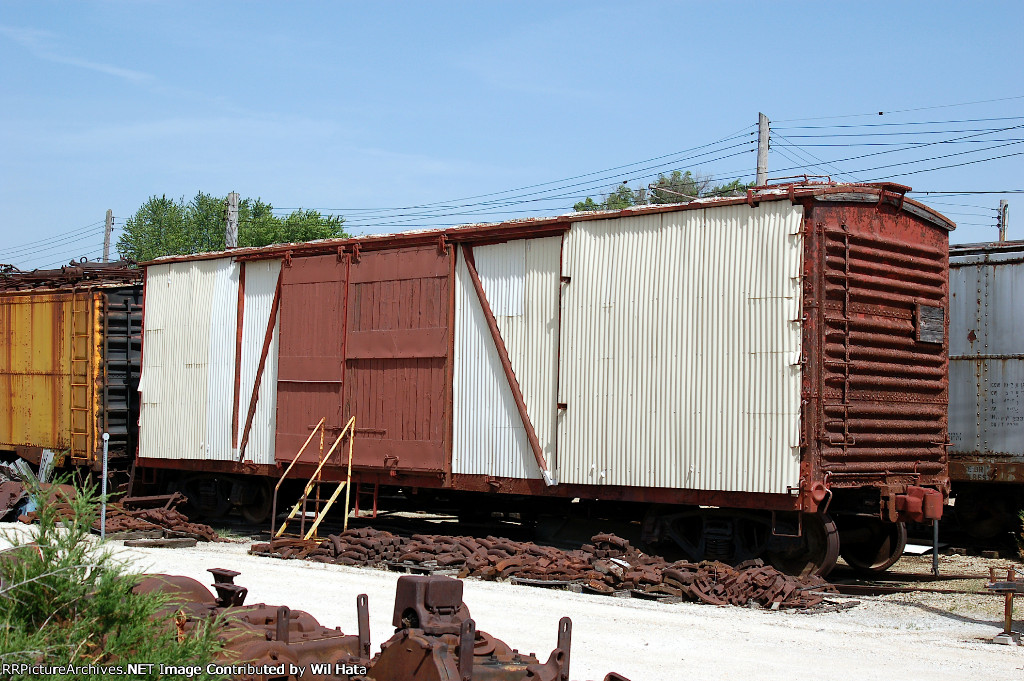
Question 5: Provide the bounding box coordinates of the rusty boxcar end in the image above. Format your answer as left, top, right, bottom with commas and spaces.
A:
125, 182, 952, 577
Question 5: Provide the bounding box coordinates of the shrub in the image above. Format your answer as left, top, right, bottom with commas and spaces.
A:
0, 480, 225, 680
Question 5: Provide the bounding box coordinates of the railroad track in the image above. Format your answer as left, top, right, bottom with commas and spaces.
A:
829, 569, 1013, 596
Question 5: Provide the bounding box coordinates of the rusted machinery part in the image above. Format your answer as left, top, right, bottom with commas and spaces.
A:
120, 492, 186, 511
838, 518, 907, 573
0, 480, 27, 520
136, 573, 364, 677
763, 513, 840, 578
377, 575, 572, 681
133, 574, 218, 609
126, 568, 611, 681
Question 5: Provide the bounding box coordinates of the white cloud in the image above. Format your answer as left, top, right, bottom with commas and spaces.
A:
0, 24, 152, 83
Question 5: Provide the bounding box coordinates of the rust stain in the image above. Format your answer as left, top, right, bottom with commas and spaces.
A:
804, 196, 949, 514
0, 292, 76, 451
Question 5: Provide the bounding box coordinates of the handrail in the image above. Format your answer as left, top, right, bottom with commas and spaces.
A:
274, 415, 356, 540
269, 416, 325, 540
303, 424, 355, 539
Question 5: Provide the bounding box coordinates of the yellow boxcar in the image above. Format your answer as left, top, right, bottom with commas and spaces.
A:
0, 290, 104, 467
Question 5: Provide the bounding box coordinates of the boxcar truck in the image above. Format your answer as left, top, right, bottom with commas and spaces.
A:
133, 182, 952, 576
949, 241, 1024, 543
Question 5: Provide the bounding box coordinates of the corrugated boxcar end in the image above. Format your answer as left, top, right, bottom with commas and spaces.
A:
800, 190, 951, 522
0, 287, 117, 469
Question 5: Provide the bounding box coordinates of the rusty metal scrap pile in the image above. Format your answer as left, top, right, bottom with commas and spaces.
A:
252, 529, 834, 610
1, 481, 220, 542
19, 503, 220, 541
94, 505, 221, 541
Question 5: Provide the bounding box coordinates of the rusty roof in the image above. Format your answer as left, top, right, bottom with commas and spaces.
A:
0, 260, 142, 292
145, 182, 955, 266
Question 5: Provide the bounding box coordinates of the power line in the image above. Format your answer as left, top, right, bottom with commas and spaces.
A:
272, 129, 756, 216
767, 130, 1024, 179
773, 94, 1024, 123
780, 127, 1023, 138
774, 138, 1024, 147
864, 150, 1024, 181
771, 145, 836, 181
775, 116, 1024, 130
313, 144, 757, 227
771, 132, 863, 182
5, 220, 104, 255
7, 230, 105, 260
41, 249, 105, 270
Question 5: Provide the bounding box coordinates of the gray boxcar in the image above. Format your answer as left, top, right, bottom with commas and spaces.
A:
949, 241, 1024, 540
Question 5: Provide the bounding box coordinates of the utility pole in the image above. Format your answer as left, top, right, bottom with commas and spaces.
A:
226, 192, 239, 248
756, 113, 770, 187
998, 200, 1009, 242
102, 209, 113, 262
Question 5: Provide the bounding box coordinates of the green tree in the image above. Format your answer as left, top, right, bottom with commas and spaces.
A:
117, 193, 347, 261
0, 481, 225, 680
116, 195, 189, 262
574, 171, 754, 212
573, 183, 646, 212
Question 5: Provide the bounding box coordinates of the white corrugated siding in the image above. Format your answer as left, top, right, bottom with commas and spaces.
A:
139, 259, 229, 460
203, 261, 239, 459
139, 257, 280, 464
452, 237, 561, 478
557, 203, 804, 492
235, 260, 281, 465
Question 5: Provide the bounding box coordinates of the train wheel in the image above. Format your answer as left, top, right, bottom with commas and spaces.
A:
764, 513, 840, 578
838, 517, 907, 573
239, 479, 272, 525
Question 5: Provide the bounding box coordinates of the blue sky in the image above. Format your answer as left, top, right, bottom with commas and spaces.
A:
1, 1, 1022, 268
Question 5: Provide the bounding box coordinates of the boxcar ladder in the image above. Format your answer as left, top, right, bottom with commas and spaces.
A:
271, 416, 356, 541
68, 292, 94, 465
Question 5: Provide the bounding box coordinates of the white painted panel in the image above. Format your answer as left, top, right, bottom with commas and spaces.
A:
203, 261, 240, 460
139, 259, 224, 460
453, 237, 560, 479
488, 237, 560, 470
236, 259, 281, 465
139, 257, 282, 465
475, 240, 525, 316
556, 203, 804, 493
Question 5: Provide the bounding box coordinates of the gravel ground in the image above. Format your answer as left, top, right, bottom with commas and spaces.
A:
2, 525, 1022, 681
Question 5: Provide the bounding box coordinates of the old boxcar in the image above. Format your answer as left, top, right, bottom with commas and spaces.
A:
949, 240, 1024, 541
0, 263, 142, 475
133, 182, 952, 575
